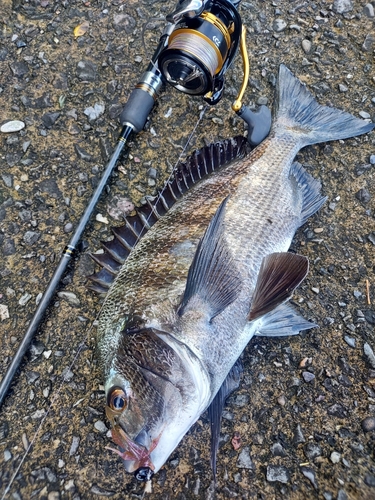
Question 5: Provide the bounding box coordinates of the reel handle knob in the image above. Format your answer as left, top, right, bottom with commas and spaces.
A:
237, 104, 272, 146
166, 0, 206, 23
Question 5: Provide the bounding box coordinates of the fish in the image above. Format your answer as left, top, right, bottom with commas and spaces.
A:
90, 64, 374, 481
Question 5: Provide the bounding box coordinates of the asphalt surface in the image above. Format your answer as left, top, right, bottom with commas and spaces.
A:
0, 0, 375, 499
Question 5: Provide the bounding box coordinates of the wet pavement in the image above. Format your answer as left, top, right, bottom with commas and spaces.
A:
0, 0, 375, 498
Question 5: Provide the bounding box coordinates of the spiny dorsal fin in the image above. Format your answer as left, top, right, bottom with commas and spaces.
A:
87, 137, 248, 293
248, 252, 309, 321
178, 197, 242, 320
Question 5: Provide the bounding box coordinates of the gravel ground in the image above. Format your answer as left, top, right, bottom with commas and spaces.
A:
0, 0, 375, 499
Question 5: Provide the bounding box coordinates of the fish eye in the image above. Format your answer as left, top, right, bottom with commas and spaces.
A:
107, 386, 127, 413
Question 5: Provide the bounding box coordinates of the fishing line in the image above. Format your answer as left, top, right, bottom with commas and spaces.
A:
1, 105, 206, 499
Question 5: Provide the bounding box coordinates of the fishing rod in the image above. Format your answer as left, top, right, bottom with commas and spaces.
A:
0, 0, 271, 407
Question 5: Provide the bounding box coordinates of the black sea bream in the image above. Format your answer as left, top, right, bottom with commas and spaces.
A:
90, 65, 374, 480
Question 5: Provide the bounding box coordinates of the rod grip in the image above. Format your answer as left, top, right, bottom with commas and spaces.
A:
119, 87, 156, 133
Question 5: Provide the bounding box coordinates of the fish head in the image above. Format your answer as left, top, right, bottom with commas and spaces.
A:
104, 327, 210, 480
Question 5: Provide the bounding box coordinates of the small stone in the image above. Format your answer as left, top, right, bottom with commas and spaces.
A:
355, 188, 371, 203
236, 447, 254, 469
364, 473, 375, 487
84, 103, 105, 121
19, 293, 32, 306
41, 112, 60, 128
338, 84, 348, 93
301, 39, 312, 53
74, 144, 93, 162
344, 336, 356, 348
330, 451, 341, 463
272, 18, 287, 32
266, 465, 290, 483
302, 371, 316, 382
361, 416, 375, 432
370, 155, 375, 165
362, 34, 375, 52
90, 485, 115, 497
293, 424, 305, 444
271, 442, 286, 457
1, 120, 25, 133
23, 231, 41, 246
10, 61, 29, 77
94, 420, 108, 433
69, 436, 80, 456
0, 304, 9, 321
363, 3, 374, 17
113, 13, 136, 33
4, 449, 12, 461
304, 442, 322, 460
57, 291, 80, 307
359, 111, 371, 120
332, 0, 353, 14
364, 342, 375, 368
76, 60, 97, 81
300, 466, 318, 490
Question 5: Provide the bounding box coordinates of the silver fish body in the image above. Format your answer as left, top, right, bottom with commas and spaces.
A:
96, 65, 374, 476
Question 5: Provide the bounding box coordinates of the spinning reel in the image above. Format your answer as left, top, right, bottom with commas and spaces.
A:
120, 0, 271, 146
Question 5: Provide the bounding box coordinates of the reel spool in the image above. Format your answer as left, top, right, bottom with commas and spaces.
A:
158, 0, 242, 104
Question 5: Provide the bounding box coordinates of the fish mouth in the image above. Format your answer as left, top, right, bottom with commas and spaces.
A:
107, 424, 161, 480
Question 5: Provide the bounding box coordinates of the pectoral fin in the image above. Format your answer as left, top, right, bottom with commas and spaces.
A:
249, 252, 309, 321
179, 197, 242, 320
207, 359, 243, 480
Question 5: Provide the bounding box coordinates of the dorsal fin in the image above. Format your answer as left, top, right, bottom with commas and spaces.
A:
87, 136, 248, 294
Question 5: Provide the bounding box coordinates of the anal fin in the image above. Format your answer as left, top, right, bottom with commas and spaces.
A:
249, 252, 309, 321
254, 302, 317, 336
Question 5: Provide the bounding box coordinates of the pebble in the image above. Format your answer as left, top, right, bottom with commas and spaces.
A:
359, 111, 371, 120
69, 435, 80, 456
361, 416, 375, 432
236, 446, 255, 469
364, 3, 375, 17
96, 213, 109, 224
84, 103, 105, 121
266, 465, 290, 483
0, 304, 9, 321
301, 39, 312, 53
4, 449, 12, 461
272, 19, 287, 32
338, 84, 348, 92
302, 371, 316, 383
94, 420, 108, 433
330, 451, 341, 463
364, 473, 375, 487
332, 0, 353, 14
293, 424, 306, 444
362, 34, 375, 52
74, 144, 92, 162
23, 231, 41, 246
364, 343, 375, 369
64, 223, 73, 233
300, 466, 318, 490
370, 155, 375, 165
19, 293, 32, 306
344, 336, 356, 348
76, 60, 97, 81
304, 442, 322, 460
1, 120, 25, 133
57, 291, 80, 307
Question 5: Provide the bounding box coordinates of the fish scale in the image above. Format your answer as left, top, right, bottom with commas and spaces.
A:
95, 64, 374, 478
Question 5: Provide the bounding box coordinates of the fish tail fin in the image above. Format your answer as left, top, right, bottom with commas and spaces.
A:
273, 64, 374, 147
